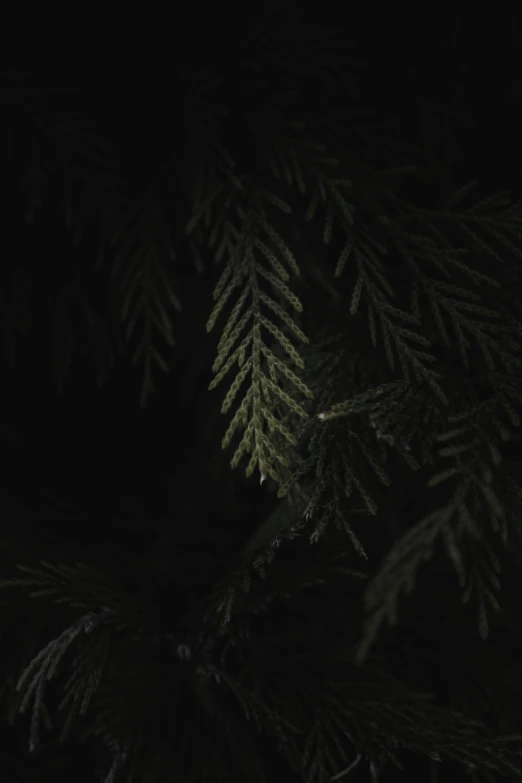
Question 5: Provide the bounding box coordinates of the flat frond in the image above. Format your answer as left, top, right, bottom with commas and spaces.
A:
207, 199, 312, 485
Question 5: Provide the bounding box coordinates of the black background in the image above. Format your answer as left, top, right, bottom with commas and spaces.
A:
1, 9, 522, 782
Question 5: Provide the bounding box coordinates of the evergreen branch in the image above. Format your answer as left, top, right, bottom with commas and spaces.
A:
349, 238, 449, 405
278, 414, 393, 555
356, 488, 468, 664
111, 197, 181, 408
404, 249, 522, 375
400, 186, 522, 279
57, 628, 112, 742
0, 560, 142, 626
232, 650, 522, 782
12, 607, 113, 754
207, 200, 312, 485
359, 381, 522, 657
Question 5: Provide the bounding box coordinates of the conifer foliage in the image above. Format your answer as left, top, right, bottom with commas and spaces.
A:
2, 13, 522, 783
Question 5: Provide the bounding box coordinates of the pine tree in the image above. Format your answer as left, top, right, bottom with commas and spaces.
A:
2, 12, 522, 783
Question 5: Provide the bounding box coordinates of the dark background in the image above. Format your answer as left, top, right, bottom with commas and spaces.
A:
3, 13, 522, 520
1, 10, 522, 782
